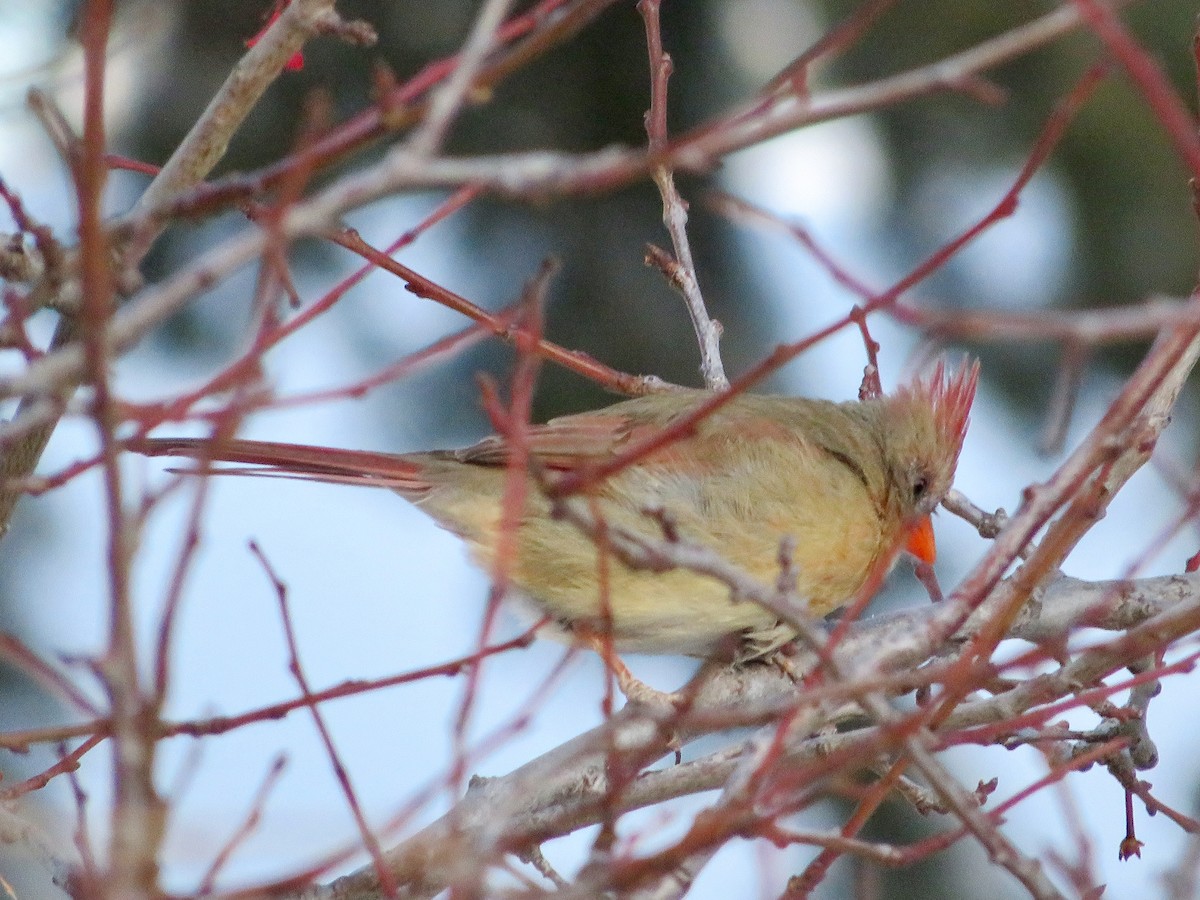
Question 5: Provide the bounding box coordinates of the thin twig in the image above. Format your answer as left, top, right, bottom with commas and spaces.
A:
402, 0, 514, 158
638, 0, 727, 390
249, 539, 397, 897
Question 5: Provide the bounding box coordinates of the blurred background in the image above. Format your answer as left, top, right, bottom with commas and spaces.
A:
2, 1, 1200, 897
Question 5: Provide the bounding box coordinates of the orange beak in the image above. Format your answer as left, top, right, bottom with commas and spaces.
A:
904, 514, 937, 564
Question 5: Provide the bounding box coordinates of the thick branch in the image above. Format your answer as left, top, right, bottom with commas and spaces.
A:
289, 571, 1200, 900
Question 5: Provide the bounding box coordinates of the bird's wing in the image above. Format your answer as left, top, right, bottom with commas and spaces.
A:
456, 394, 814, 475
452, 412, 653, 469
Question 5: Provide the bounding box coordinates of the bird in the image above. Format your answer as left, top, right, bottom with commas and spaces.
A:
134, 360, 978, 663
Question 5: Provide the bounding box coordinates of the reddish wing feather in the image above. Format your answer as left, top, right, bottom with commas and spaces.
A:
454, 412, 651, 469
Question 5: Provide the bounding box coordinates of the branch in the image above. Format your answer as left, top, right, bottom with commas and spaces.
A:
127, 0, 352, 220
639, 0, 727, 390
272, 570, 1200, 900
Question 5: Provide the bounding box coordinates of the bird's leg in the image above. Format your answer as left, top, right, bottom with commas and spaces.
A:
575, 628, 676, 708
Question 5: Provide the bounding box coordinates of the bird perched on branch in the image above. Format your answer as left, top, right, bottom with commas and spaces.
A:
135, 361, 978, 663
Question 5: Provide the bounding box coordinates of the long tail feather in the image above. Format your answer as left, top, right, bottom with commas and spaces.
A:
133, 437, 432, 494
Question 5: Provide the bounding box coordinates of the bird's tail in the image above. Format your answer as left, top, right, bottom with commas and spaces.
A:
132, 437, 434, 496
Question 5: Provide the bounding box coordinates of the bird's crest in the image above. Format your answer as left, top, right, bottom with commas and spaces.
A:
900, 358, 980, 457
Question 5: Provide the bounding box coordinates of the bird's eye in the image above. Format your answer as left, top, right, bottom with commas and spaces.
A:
912, 475, 929, 502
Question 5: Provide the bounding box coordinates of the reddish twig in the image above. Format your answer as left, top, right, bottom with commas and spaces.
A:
327, 227, 656, 395
450, 261, 553, 800
195, 756, 288, 895
1072, 0, 1200, 181
761, 0, 899, 98
0, 734, 104, 801
249, 539, 396, 896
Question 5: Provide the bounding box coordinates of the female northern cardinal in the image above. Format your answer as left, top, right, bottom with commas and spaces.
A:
136, 361, 978, 661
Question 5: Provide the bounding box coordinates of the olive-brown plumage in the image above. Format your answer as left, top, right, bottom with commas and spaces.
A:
137, 362, 978, 659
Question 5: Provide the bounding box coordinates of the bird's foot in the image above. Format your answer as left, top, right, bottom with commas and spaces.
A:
577, 630, 676, 708
736, 621, 800, 667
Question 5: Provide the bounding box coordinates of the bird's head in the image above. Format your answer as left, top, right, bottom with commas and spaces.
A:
879, 359, 980, 562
